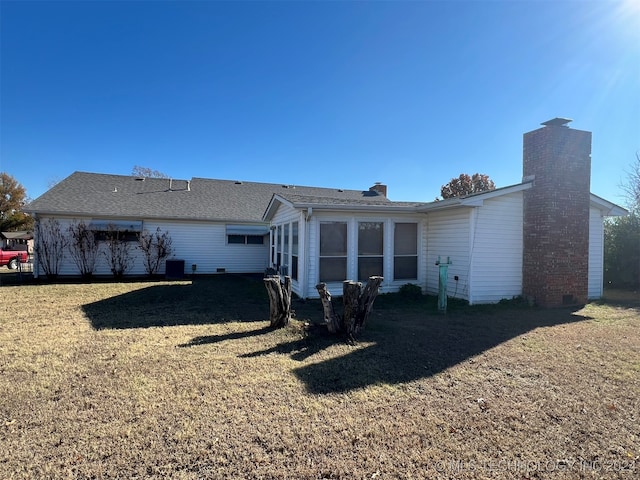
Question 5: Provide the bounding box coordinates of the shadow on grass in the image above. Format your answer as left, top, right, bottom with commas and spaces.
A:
177, 325, 273, 348
280, 298, 594, 394
82, 274, 270, 329
238, 323, 339, 362
83, 274, 616, 394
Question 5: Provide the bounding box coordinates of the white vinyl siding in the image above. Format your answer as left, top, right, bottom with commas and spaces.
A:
426, 208, 471, 300
468, 192, 524, 304
144, 220, 268, 274
34, 216, 269, 278
588, 207, 604, 299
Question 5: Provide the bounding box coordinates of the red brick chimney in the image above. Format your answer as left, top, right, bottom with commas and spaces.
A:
522, 118, 591, 307
369, 182, 387, 197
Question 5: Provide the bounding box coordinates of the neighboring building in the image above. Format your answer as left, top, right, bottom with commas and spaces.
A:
26, 119, 627, 306
0, 231, 34, 254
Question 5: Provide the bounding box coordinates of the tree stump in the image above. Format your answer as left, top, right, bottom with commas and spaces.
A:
357, 275, 383, 330
264, 275, 292, 328
315, 282, 341, 333
316, 276, 383, 338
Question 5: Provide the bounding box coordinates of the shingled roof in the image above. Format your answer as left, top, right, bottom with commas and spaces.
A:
25, 172, 393, 222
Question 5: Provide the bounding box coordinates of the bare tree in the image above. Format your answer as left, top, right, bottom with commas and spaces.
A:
139, 227, 174, 276
132, 166, 169, 179
34, 218, 68, 280
102, 224, 137, 278
620, 152, 640, 213
67, 220, 99, 279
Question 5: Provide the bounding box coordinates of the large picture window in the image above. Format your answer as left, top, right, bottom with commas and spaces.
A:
358, 222, 384, 281
394, 223, 418, 280
319, 222, 347, 282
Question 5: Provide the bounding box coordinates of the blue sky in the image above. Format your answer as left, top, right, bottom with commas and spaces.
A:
1, 0, 639, 205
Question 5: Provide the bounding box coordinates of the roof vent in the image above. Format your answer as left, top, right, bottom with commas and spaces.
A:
235, 180, 243, 185
541, 117, 572, 127
113, 187, 118, 193
135, 177, 145, 181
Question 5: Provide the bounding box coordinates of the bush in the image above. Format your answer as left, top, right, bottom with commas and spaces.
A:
399, 283, 423, 299
604, 213, 640, 290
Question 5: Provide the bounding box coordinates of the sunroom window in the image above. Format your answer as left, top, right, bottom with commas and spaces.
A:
358, 222, 384, 281
394, 222, 418, 280
319, 222, 347, 282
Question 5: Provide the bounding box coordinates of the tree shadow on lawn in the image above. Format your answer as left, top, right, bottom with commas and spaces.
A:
176, 325, 274, 348
82, 274, 270, 329
284, 300, 594, 394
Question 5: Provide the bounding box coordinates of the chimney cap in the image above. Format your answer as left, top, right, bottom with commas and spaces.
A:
541, 117, 572, 127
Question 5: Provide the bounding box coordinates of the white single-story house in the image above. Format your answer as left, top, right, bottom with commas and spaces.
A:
25, 119, 627, 306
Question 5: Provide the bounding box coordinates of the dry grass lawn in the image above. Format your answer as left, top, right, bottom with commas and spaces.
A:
0, 275, 638, 479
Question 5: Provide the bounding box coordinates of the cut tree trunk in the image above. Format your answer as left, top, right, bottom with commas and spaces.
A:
316, 276, 383, 338
264, 275, 292, 328
315, 282, 341, 333
343, 276, 383, 338
342, 280, 361, 337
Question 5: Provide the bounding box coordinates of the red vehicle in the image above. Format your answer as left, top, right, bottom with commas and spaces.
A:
0, 248, 29, 269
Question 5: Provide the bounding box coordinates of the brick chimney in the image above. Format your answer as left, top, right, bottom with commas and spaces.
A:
522, 118, 591, 307
369, 182, 387, 197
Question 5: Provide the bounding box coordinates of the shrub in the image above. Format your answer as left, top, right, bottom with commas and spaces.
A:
399, 283, 423, 299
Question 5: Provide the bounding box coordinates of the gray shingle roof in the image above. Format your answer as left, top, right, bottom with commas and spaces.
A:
25, 172, 393, 222
276, 193, 425, 208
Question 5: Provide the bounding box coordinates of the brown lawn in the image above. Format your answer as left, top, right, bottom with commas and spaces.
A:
0, 275, 638, 479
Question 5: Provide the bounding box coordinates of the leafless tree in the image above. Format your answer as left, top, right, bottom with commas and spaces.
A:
620, 152, 640, 213
132, 166, 169, 179
102, 224, 137, 278
67, 220, 99, 279
139, 227, 174, 276
34, 218, 68, 280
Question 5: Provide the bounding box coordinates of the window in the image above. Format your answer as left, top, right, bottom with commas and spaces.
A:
247, 235, 264, 245
276, 225, 282, 267
283, 223, 290, 273
394, 223, 418, 280
227, 235, 264, 245
90, 220, 142, 243
358, 222, 384, 281
270, 228, 276, 265
291, 222, 299, 280
225, 225, 268, 246
319, 222, 347, 282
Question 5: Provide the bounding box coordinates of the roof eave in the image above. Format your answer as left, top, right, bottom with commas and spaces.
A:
589, 194, 628, 216
289, 203, 420, 213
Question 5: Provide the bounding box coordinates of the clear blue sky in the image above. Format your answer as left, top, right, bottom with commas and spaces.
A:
1, 0, 638, 204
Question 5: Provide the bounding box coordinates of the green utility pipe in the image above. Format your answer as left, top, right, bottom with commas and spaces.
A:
436, 256, 452, 313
